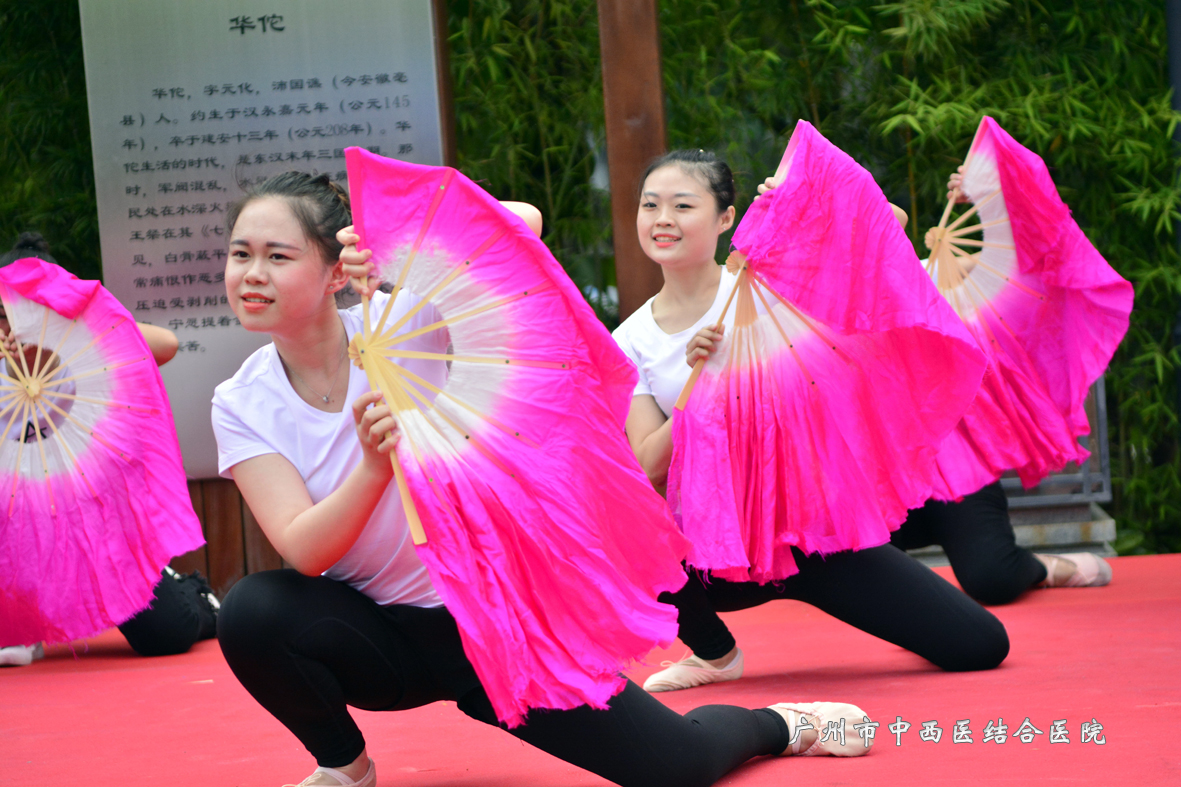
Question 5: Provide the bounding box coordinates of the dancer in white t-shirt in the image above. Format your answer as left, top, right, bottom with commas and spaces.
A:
885, 167, 1113, 602
0, 232, 214, 667
212, 170, 872, 787
613, 149, 1010, 694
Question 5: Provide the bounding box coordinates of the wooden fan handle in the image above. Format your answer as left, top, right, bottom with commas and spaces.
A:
356, 339, 428, 545
674, 357, 707, 411
673, 264, 747, 412
390, 453, 428, 545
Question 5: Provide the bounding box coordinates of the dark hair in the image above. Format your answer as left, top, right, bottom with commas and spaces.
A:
639, 149, 735, 213
226, 171, 351, 265
0, 232, 57, 268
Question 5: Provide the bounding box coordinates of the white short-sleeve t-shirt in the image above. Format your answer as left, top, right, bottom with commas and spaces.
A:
611, 268, 738, 417
211, 290, 447, 608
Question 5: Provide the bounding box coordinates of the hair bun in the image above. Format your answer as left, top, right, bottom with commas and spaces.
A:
326, 179, 351, 210
13, 232, 50, 253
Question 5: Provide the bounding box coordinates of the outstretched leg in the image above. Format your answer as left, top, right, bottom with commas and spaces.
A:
218, 569, 864, 787
462, 681, 792, 787
704, 545, 1010, 672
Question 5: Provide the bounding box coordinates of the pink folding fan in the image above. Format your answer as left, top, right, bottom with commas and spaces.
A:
668, 120, 987, 584
922, 117, 1133, 499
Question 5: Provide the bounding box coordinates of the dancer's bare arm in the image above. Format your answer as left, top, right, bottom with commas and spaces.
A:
136, 323, 179, 366
625, 394, 674, 488
229, 391, 399, 575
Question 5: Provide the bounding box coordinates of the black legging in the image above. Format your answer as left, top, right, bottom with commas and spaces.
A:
890, 481, 1048, 605
664, 543, 1010, 670
117, 569, 218, 657
217, 570, 793, 787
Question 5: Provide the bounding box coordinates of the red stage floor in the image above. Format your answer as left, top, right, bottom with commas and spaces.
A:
3, 554, 1180, 786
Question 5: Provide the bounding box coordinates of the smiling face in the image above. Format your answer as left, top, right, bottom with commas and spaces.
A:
637, 165, 735, 272
225, 196, 347, 336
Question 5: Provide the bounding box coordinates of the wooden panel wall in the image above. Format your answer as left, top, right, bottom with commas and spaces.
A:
170, 478, 283, 599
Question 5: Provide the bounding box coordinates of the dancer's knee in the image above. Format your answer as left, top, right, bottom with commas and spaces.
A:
216, 569, 300, 654
119, 610, 198, 656
939, 612, 1010, 672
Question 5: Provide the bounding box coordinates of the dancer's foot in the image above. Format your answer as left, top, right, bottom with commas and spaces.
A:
0, 642, 43, 667
1036, 552, 1112, 588
284, 753, 374, 787
642, 647, 743, 692
768, 702, 874, 756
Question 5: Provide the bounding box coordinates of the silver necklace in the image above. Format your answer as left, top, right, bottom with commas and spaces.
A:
282, 337, 348, 404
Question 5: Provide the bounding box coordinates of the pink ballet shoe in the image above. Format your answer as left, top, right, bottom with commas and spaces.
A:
768, 702, 874, 756
283, 759, 375, 787
642, 649, 744, 693
0, 642, 43, 667
1039, 552, 1112, 588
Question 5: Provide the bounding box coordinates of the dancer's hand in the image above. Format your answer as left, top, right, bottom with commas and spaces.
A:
754, 176, 778, 201
0, 330, 58, 377
352, 391, 399, 476
947, 166, 968, 203
0, 327, 16, 359
499, 201, 543, 237
686, 324, 725, 367
337, 226, 378, 297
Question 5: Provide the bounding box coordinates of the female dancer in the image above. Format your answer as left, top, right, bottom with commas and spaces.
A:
887, 166, 1112, 605
0, 233, 215, 665
613, 149, 1010, 693
212, 171, 872, 787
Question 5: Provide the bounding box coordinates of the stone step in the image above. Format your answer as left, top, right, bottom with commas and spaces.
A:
908, 503, 1116, 568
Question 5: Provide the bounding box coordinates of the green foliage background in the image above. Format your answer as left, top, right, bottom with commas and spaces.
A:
2, 0, 1178, 552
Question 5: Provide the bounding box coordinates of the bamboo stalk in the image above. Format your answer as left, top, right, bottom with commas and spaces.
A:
948, 216, 1009, 237
29, 398, 55, 515
40, 356, 148, 389
38, 397, 131, 463
31, 311, 48, 385
949, 237, 1014, 251
374, 228, 506, 345
40, 317, 129, 385
32, 397, 100, 501
357, 353, 428, 545
751, 273, 842, 353
750, 279, 815, 385
388, 360, 538, 448
8, 400, 30, 515
0, 393, 25, 428
379, 349, 568, 369
391, 364, 516, 478
35, 391, 158, 413
377, 281, 555, 349
374, 169, 456, 337
946, 188, 1001, 233
960, 258, 1044, 301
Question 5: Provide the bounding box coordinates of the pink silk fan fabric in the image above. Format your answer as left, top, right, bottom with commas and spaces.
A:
346, 148, 688, 727
0, 259, 203, 647
928, 117, 1133, 499
668, 121, 987, 584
